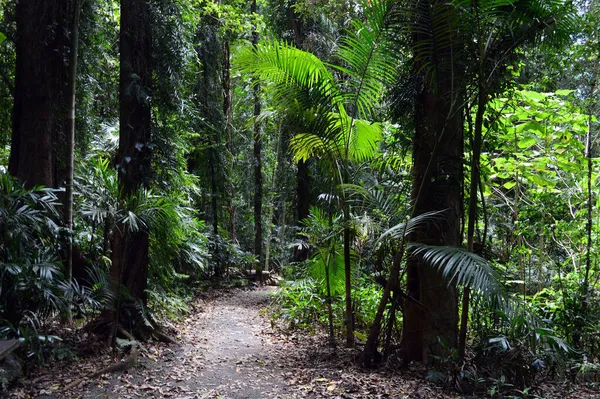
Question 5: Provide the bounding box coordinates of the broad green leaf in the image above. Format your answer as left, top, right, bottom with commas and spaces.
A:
517, 137, 537, 149
0, 32, 5, 44
524, 120, 545, 134
503, 181, 516, 189
555, 89, 574, 96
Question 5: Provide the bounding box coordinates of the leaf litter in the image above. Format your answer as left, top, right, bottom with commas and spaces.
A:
5, 287, 599, 398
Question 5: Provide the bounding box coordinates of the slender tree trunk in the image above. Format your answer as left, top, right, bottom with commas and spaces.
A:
361, 233, 407, 366
64, 0, 82, 323
343, 200, 354, 347
325, 200, 336, 348
10, 0, 70, 188
294, 159, 311, 262
288, 3, 313, 261
110, 0, 152, 311
459, 81, 486, 360
222, 38, 237, 243
251, 0, 263, 283
209, 152, 220, 276
264, 130, 282, 272
577, 76, 597, 348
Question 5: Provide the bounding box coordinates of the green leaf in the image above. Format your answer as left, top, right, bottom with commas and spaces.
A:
555, 89, 574, 96
523, 120, 545, 134
503, 181, 516, 190
0, 32, 5, 44
517, 136, 537, 149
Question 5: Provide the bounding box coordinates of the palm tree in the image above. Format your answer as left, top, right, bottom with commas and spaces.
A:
238, 0, 398, 347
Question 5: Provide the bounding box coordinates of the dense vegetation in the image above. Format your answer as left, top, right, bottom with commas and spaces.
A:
0, 0, 599, 396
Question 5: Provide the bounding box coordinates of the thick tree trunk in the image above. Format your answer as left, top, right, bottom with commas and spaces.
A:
401, 2, 463, 363
10, 0, 71, 188
402, 86, 462, 364
111, 0, 153, 306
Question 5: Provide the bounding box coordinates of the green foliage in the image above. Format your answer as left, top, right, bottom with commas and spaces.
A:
0, 174, 67, 325
273, 276, 385, 335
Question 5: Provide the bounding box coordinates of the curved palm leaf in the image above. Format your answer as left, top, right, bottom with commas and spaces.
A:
333, 0, 398, 120
377, 209, 448, 243
410, 244, 504, 298
236, 39, 339, 109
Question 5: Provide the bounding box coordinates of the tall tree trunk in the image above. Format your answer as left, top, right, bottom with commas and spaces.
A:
10, 0, 71, 188
459, 82, 486, 360
222, 38, 237, 243
111, 0, 153, 310
343, 200, 354, 347
196, 15, 225, 277
577, 73, 597, 348
289, 5, 312, 261
64, 0, 82, 323
251, 0, 263, 282
401, 1, 463, 363
209, 152, 220, 276
264, 129, 283, 272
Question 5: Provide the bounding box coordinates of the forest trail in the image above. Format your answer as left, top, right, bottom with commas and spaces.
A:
83, 287, 290, 398
69, 287, 453, 399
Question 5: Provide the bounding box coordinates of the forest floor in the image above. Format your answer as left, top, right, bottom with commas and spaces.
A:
6, 287, 600, 399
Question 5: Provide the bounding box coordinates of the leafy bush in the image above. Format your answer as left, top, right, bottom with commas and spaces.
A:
273, 275, 387, 337
273, 279, 332, 331
0, 173, 67, 326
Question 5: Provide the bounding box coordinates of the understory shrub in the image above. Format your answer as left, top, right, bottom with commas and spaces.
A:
273, 275, 393, 339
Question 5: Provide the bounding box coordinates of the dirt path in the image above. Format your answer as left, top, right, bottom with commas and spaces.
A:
82, 287, 290, 398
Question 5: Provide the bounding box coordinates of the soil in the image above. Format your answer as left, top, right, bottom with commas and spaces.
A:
5, 287, 600, 399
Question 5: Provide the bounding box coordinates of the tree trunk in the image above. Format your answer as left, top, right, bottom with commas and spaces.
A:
343, 201, 354, 347
111, 0, 153, 307
288, 4, 313, 261
222, 38, 237, 243
401, 1, 463, 363
209, 152, 220, 276
459, 82, 486, 360
64, 0, 82, 323
251, 0, 263, 282
10, 0, 71, 188
196, 16, 226, 277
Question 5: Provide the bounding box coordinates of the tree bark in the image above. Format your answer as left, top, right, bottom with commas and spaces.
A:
401, 1, 463, 363
460, 82, 486, 360
111, 0, 153, 306
288, 4, 313, 261
10, 0, 71, 188
64, 0, 82, 323
222, 38, 237, 243
343, 201, 354, 347
251, 0, 263, 282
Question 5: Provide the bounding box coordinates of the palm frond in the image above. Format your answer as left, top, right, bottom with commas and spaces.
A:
378, 209, 448, 243
410, 244, 505, 298
236, 39, 339, 109
333, 0, 398, 119
309, 249, 347, 296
